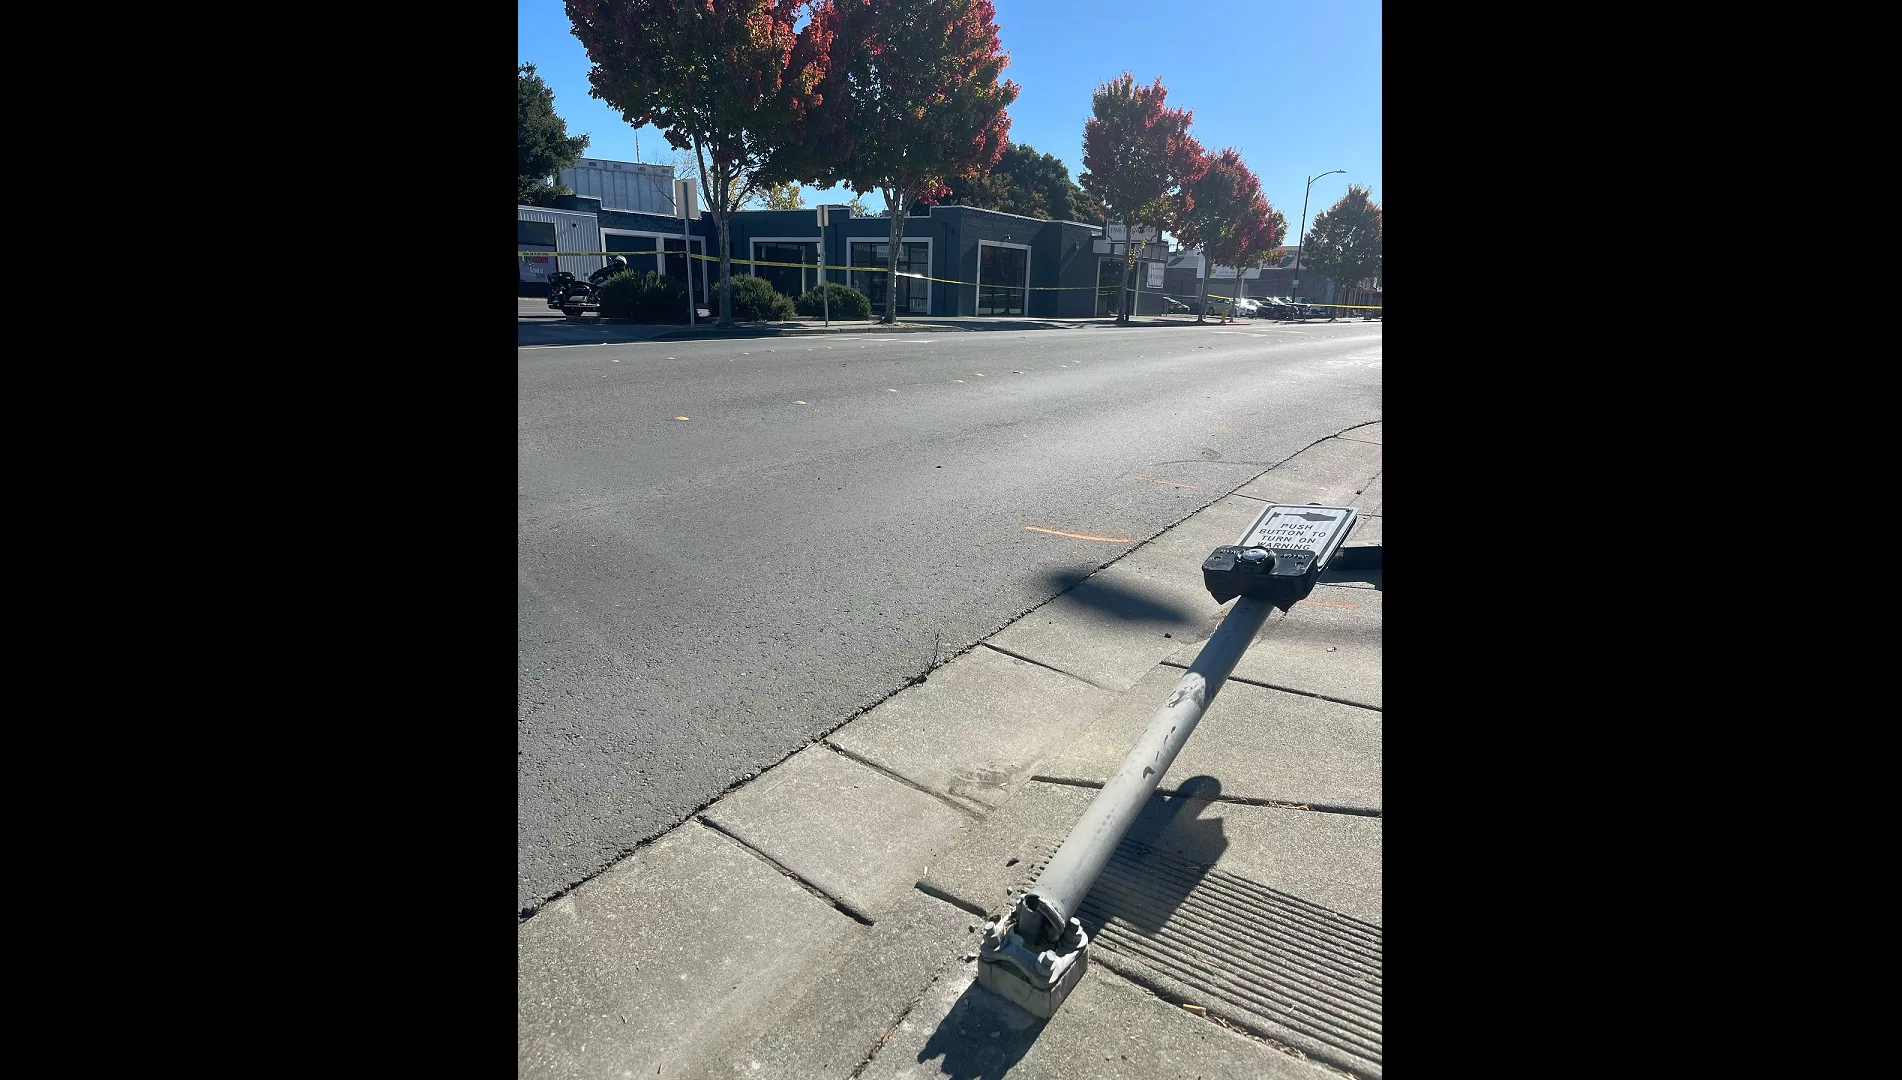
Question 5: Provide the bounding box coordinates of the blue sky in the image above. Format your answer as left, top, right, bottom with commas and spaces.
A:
518, 0, 1380, 240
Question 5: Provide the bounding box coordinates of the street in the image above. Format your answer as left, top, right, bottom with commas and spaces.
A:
518, 320, 1381, 913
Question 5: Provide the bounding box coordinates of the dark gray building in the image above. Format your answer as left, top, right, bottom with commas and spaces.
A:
1155, 246, 1381, 313
710, 203, 1115, 318
521, 196, 1126, 318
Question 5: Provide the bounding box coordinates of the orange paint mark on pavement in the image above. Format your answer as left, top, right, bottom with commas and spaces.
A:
1131, 474, 1198, 489
1025, 526, 1133, 543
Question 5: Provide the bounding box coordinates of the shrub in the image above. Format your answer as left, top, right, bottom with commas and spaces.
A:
794, 282, 872, 320
597, 270, 689, 323
726, 274, 796, 321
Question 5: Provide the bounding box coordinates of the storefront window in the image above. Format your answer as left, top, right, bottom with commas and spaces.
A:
850, 242, 929, 315
661, 238, 705, 305
752, 242, 818, 296
978, 244, 1027, 316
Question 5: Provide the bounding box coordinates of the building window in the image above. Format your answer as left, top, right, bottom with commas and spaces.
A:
850, 241, 929, 314
978, 244, 1028, 316
517, 220, 557, 247
605, 234, 660, 275
1096, 258, 1125, 317
661, 237, 707, 305
751, 242, 819, 296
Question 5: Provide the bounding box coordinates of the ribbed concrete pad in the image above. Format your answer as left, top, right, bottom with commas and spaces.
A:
1031, 837, 1383, 1078
858, 959, 1341, 1080
919, 782, 1381, 928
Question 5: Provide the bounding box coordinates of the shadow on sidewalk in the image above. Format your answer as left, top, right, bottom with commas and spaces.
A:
1083, 777, 1229, 937
914, 979, 1047, 1080
911, 782, 1230, 1078
1317, 566, 1383, 591
1032, 569, 1204, 629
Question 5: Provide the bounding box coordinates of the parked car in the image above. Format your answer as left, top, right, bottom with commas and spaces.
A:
1160, 295, 1192, 315
1254, 297, 1296, 320
1230, 297, 1260, 317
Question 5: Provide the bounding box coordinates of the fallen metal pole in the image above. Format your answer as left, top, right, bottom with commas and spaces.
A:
1023, 595, 1272, 941
978, 503, 1359, 1017
973, 598, 1273, 1018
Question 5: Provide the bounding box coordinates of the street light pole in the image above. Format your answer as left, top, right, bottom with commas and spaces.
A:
1290, 169, 1345, 316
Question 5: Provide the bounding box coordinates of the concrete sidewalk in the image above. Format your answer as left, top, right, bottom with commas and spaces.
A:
519, 423, 1384, 1080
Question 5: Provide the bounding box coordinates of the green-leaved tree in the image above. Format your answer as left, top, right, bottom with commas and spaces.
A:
936, 143, 1102, 222
518, 63, 590, 206
751, 180, 806, 209
1300, 184, 1381, 317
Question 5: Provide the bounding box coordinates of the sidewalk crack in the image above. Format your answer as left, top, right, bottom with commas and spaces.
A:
821, 741, 984, 820
1027, 776, 1381, 818
693, 817, 877, 926
848, 988, 928, 1078
1158, 661, 1381, 712
977, 642, 1117, 692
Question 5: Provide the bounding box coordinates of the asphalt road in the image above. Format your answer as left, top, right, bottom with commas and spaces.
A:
519, 320, 1382, 912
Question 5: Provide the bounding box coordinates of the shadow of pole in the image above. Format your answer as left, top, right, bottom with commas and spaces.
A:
912, 780, 1230, 1076
913, 976, 1048, 1080
1077, 777, 1229, 939
1031, 570, 1208, 629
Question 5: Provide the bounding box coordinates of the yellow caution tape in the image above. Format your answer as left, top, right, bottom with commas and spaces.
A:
521, 251, 1379, 306
1202, 293, 1383, 310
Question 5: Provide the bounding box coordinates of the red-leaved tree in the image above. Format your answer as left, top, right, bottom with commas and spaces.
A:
1172, 148, 1287, 322
564, 0, 834, 326
1079, 73, 1204, 323
788, 0, 1018, 323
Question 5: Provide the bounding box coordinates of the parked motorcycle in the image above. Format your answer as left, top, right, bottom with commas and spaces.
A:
547, 256, 629, 317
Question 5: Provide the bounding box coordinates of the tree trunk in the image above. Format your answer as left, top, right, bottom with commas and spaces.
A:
883, 186, 902, 324
718, 159, 734, 327
695, 137, 735, 329
716, 211, 733, 326
1196, 257, 1209, 323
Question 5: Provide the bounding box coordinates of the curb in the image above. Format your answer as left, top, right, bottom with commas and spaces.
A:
648, 322, 953, 341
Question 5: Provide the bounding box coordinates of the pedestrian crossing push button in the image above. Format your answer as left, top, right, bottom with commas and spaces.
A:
1203, 504, 1359, 608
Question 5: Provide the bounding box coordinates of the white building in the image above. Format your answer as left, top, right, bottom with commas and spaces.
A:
557, 158, 678, 215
